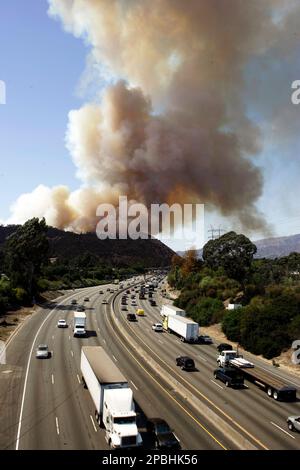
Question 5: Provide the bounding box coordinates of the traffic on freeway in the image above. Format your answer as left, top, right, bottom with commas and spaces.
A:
0, 274, 300, 451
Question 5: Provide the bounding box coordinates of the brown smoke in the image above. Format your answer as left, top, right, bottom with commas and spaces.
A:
8, 0, 300, 233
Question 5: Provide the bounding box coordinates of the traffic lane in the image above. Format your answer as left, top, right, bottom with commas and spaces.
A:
115, 296, 300, 449
94, 300, 229, 450
14, 286, 105, 450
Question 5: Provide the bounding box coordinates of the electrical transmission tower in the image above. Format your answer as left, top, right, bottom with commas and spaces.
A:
208, 225, 225, 240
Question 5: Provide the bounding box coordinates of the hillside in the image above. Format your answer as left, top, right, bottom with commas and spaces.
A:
0, 225, 175, 268
178, 233, 300, 259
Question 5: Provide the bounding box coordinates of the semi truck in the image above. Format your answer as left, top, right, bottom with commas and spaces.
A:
80, 346, 143, 448
163, 315, 199, 343
73, 312, 86, 337
160, 304, 186, 318
217, 350, 254, 368
217, 350, 297, 401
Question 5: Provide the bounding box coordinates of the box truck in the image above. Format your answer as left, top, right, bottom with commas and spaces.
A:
163, 315, 199, 343
73, 312, 86, 337
160, 304, 186, 318
80, 346, 143, 448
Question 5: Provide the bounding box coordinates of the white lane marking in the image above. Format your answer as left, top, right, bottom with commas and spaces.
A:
197, 354, 208, 362
51, 374, 54, 385
55, 417, 60, 435
68, 336, 71, 341
130, 380, 138, 391
71, 350, 74, 357
270, 421, 295, 439
77, 374, 81, 384
210, 379, 224, 390
98, 327, 100, 332
112, 355, 117, 362
158, 339, 164, 344
103, 339, 106, 344
90, 415, 98, 433
15, 295, 72, 450
52, 335, 54, 340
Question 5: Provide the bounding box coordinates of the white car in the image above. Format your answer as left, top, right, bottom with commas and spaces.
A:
102, 299, 108, 304
57, 319, 68, 328
152, 323, 163, 332
36, 344, 50, 359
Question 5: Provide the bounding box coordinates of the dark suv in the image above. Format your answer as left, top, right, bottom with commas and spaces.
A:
127, 313, 137, 322
217, 343, 233, 353
176, 356, 195, 371
213, 367, 244, 388
147, 418, 181, 449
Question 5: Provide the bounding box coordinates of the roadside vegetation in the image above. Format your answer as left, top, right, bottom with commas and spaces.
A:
0, 218, 145, 317
168, 231, 300, 359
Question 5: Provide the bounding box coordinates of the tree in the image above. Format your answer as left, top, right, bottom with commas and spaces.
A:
4, 218, 49, 296
202, 231, 257, 283
181, 249, 202, 276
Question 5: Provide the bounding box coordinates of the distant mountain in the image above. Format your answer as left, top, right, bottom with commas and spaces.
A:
0, 225, 175, 268
177, 233, 300, 260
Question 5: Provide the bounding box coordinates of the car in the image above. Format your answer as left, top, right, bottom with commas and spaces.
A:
217, 343, 233, 353
36, 344, 50, 359
127, 313, 137, 322
121, 306, 127, 311
131, 300, 137, 306
76, 305, 85, 312
198, 335, 213, 344
126, 290, 130, 294
287, 416, 300, 432
136, 309, 144, 316
71, 299, 77, 305
99, 290, 104, 294
150, 300, 156, 306
152, 323, 163, 332
213, 367, 244, 388
57, 319, 68, 328
176, 356, 195, 371
147, 418, 180, 449
131, 294, 135, 299
84, 297, 90, 302
102, 299, 108, 304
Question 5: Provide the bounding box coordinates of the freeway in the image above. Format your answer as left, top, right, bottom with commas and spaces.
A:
112, 281, 300, 450
0, 278, 231, 450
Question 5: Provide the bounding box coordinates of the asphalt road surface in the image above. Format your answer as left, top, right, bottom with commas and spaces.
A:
1, 277, 300, 450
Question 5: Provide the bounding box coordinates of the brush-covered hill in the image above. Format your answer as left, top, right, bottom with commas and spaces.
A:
0, 225, 175, 268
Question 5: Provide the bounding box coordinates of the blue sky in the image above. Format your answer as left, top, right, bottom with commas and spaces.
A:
0, 0, 86, 219
1, 0, 300, 249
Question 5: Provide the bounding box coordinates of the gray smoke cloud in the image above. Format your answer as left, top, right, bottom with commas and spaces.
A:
7, 0, 300, 234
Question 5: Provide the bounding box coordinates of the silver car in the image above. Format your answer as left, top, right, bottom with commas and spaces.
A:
287, 416, 300, 432
36, 344, 50, 359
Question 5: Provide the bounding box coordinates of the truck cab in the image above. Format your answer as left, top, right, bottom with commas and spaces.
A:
217, 350, 254, 368
103, 388, 142, 448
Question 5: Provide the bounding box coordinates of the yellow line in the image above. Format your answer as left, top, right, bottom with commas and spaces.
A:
112, 296, 269, 451
105, 312, 227, 450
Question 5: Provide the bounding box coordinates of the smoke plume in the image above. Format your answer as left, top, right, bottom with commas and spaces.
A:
7, 0, 300, 233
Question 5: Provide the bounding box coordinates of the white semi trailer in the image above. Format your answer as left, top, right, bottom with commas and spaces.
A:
163, 315, 199, 343
160, 304, 186, 318
80, 346, 143, 449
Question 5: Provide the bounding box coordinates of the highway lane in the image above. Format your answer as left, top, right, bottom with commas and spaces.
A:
90, 292, 230, 450
0, 288, 86, 450
112, 284, 300, 450
4, 278, 228, 450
